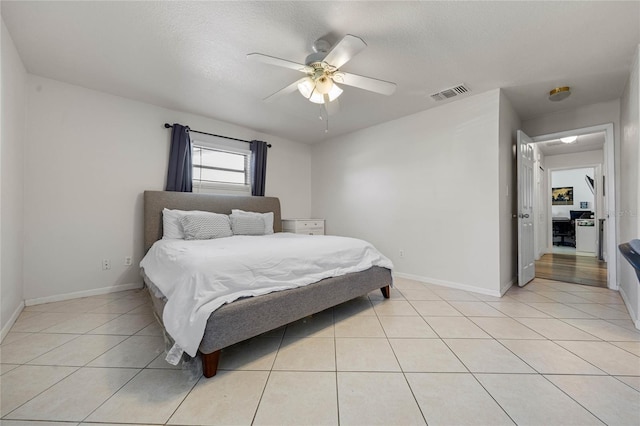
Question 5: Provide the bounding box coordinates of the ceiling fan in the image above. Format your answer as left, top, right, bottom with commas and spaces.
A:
247, 34, 397, 113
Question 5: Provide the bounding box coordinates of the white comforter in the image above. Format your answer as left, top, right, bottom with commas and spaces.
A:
140, 233, 393, 359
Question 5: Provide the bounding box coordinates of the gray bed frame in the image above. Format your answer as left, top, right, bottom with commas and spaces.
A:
142, 190, 392, 377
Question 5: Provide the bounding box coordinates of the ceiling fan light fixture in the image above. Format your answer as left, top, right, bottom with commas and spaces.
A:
560, 136, 578, 143
307, 93, 325, 104
549, 86, 571, 102
297, 77, 315, 98
314, 75, 334, 95
326, 82, 343, 101
297, 76, 343, 104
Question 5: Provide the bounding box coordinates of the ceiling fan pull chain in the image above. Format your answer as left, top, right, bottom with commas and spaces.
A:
318, 104, 329, 133
323, 94, 331, 133
324, 106, 329, 133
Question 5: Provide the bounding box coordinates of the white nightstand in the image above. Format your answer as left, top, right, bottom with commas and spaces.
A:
282, 219, 325, 235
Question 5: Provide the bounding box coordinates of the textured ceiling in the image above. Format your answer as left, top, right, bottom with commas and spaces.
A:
2, 1, 639, 143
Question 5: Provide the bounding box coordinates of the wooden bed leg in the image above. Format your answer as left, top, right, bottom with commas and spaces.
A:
201, 350, 221, 378
380, 285, 390, 299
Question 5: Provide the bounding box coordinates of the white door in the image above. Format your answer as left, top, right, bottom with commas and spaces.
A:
517, 130, 535, 286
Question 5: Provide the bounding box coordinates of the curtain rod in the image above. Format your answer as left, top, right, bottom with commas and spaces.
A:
164, 123, 271, 148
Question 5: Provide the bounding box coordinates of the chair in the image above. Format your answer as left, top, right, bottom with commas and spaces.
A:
553, 218, 575, 247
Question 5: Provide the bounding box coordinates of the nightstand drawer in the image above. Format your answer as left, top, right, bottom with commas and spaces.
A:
282, 219, 325, 235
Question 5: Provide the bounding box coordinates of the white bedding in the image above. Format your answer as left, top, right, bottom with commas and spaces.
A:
140, 233, 393, 359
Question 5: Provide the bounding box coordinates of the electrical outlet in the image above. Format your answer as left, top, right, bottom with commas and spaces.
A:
102, 259, 111, 270
399, 250, 405, 258
124, 256, 132, 266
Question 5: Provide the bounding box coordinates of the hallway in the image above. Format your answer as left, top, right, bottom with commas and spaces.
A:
535, 253, 607, 288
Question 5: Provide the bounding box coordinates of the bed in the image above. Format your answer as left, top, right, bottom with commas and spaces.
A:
141, 190, 393, 377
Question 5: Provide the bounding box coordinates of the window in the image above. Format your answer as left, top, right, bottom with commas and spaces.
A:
192, 142, 251, 194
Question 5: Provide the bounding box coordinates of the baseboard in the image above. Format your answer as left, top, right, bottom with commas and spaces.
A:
25, 282, 144, 307
618, 284, 640, 331
1, 301, 25, 343
393, 272, 503, 298
500, 278, 514, 296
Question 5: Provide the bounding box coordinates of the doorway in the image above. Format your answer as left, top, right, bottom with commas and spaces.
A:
550, 166, 596, 256
536, 165, 608, 286
520, 124, 617, 289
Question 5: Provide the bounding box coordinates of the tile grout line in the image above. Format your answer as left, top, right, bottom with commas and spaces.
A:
371, 290, 429, 426
158, 365, 201, 425
1, 365, 81, 421
332, 306, 341, 426
78, 366, 145, 424
468, 372, 519, 425
539, 372, 610, 425
249, 319, 287, 425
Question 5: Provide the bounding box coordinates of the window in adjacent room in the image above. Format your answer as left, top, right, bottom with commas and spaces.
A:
191, 138, 251, 195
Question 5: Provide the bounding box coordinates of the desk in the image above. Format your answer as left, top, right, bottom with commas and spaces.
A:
576, 219, 596, 254
552, 218, 575, 247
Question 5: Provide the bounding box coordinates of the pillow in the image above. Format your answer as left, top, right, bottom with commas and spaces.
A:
179, 212, 232, 240
162, 208, 190, 239
231, 214, 266, 235
231, 209, 274, 234
162, 208, 218, 239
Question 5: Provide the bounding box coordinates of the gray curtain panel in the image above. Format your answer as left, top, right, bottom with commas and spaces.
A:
166, 123, 193, 192
251, 140, 268, 196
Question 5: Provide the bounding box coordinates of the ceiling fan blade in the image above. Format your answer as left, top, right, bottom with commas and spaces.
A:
247, 53, 313, 73
322, 34, 367, 69
263, 78, 306, 102
334, 71, 397, 96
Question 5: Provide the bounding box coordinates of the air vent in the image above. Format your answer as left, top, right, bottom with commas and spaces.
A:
430, 84, 470, 101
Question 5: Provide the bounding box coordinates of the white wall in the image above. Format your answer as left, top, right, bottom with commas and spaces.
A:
23, 76, 311, 302
1, 18, 27, 338
619, 45, 640, 327
498, 91, 520, 291
522, 100, 620, 139
550, 168, 595, 218
312, 90, 504, 296
544, 149, 604, 170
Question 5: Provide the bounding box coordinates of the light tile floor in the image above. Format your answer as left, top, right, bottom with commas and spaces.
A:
1, 277, 639, 425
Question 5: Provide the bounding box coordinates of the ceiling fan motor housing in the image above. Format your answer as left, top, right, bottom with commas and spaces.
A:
305, 52, 327, 66
305, 38, 332, 65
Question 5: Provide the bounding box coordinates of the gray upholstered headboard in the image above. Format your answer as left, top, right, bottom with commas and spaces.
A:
143, 190, 282, 252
